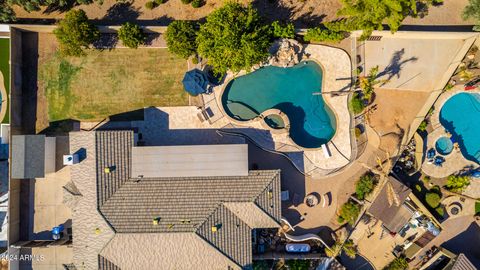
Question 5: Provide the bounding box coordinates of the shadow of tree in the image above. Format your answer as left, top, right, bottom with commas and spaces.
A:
377, 48, 419, 84
43, 0, 78, 14
102, 1, 141, 24
251, 0, 328, 27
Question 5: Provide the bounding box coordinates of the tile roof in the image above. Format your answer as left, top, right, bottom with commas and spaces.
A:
71, 130, 281, 269
368, 176, 413, 232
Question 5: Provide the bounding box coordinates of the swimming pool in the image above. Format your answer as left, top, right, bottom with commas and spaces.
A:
221, 61, 336, 148
439, 92, 480, 163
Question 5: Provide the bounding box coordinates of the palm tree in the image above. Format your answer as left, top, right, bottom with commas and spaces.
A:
358, 66, 388, 101
360, 152, 400, 207
325, 239, 357, 259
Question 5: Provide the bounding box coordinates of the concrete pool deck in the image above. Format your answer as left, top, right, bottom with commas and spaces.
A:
204, 44, 353, 176
422, 88, 479, 178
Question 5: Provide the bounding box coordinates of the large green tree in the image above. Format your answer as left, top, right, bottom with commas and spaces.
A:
338, 201, 361, 225
0, 0, 15, 22
332, 0, 418, 39
463, 0, 480, 31
54, 9, 100, 57
196, 2, 272, 74
118, 22, 146, 49
445, 175, 470, 193
165, 20, 198, 59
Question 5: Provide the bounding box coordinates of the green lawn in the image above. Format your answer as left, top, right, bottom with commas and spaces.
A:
0, 38, 10, 123
39, 49, 188, 121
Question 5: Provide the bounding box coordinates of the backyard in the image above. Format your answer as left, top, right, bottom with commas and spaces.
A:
38, 39, 188, 123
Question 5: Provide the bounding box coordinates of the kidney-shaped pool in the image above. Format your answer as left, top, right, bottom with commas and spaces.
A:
440, 92, 480, 163
221, 61, 336, 148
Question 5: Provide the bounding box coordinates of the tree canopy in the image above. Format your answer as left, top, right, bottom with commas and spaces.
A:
445, 175, 470, 193
463, 0, 480, 31
338, 201, 360, 225
53, 9, 100, 57
325, 239, 357, 259
196, 2, 272, 74
0, 0, 15, 22
118, 22, 146, 49
355, 174, 375, 200
334, 0, 417, 39
165, 20, 198, 59
271, 21, 295, 39
303, 27, 345, 43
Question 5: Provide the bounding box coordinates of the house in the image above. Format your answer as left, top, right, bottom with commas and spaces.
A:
418, 247, 477, 270
368, 176, 441, 235
64, 130, 281, 270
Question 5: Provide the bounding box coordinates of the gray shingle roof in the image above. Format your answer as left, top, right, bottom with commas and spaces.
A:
93, 130, 281, 269
11, 135, 45, 179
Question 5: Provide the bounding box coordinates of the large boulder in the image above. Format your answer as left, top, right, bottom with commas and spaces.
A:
267, 39, 304, 68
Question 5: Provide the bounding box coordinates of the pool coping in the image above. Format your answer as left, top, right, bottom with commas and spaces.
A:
217, 59, 337, 151
210, 43, 353, 174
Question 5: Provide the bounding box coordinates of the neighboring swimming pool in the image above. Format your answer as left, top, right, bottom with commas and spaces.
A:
221, 61, 336, 148
439, 92, 480, 163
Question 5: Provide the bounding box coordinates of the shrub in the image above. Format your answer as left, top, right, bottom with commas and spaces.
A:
191, 55, 199, 64
285, 260, 310, 270
338, 201, 360, 225
415, 184, 423, 193
0, 2, 15, 23
196, 2, 272, 74
304, 27, 345, 43
118, 22, 146, 49
165, 20, 198, 59
271, 21, 295, 39
445, 175, 471, 193
425, 192, 441, 208
435, 206, 444, 217
355, 127, 362, 137
154, 0, 166, 4
383, 257, 408, 270
145, 1, 156, 9
53, 9, 100, 57
356, 174, 375, 200
418, 120, 428, 132
181, 0, 192, 4
350, 92, 365, 114
191, 0, 202, 8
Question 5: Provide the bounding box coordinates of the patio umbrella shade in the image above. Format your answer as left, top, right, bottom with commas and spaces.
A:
182, 69, 210, 96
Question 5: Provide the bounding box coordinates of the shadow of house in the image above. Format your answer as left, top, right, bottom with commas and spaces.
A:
377, 48, 419, 85
441, 222, 480, 267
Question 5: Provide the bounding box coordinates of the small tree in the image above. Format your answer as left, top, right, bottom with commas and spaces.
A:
359, 65, 387, 101
118, 22, 146, 49
271, 21, 295, 39
425, 192, 441, 208
335, 0, 418, 40
196, 2, 272, 74
356, 174, 375, 200
445, 175, 471, 193
383, 257, 408, 270
463, 0, 480, 31
338, 201, 360, 225
165, 20, 198, 59
325, 239, 357, 259
191, 0, 203, 8
0, 0, 15, 23
285, 260, 310, 270
53, 9, 100, 57
350, 92, 365, 114
303, 27, 345, 43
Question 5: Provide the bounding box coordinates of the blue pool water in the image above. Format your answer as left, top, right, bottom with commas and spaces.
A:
221, 61, 336, 148
435, 137, 453, 155
439, 92, 480, 163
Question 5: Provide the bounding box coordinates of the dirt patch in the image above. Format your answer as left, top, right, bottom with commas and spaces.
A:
12, 0, 469, 27
368, 88, 430, 154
